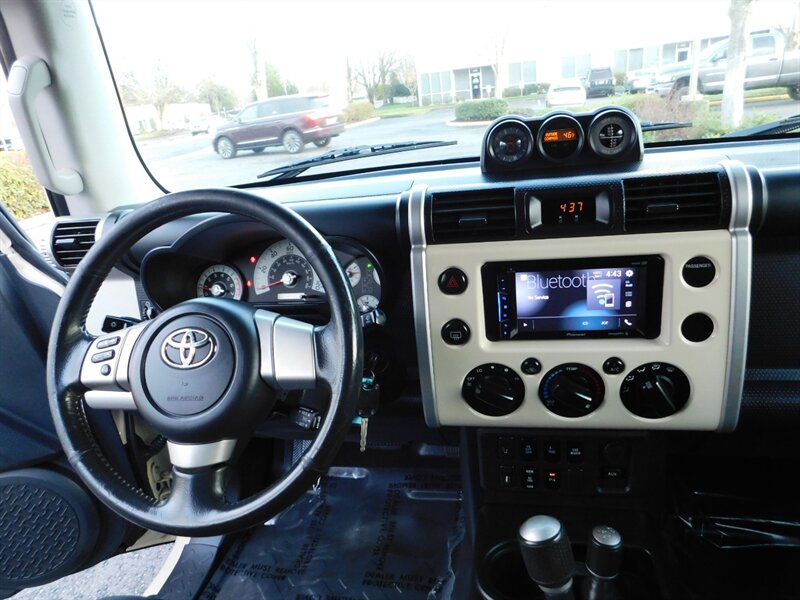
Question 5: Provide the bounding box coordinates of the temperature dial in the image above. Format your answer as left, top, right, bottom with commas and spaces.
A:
539, 363, 604, 418
462, 363, 525, 417
620, 362, 690, 419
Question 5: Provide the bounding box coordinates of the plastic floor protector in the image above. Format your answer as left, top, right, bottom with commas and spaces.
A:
200, 467, 464, 600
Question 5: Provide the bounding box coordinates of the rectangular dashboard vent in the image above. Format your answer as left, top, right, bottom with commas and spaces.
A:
51, 218, 100, 268
430, 189, 516, 243
624, 173, 724, 232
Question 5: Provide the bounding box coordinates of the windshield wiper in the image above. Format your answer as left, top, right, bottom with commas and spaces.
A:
640, 121, 693, 132
257, 140, 458, 181
724, 113, 800, 138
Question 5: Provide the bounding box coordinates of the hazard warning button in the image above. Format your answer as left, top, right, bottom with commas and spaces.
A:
438, 268, 468, 295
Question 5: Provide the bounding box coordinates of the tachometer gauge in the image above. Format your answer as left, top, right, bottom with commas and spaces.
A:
253, 240, 325, 301
588, 110, 637, 158
357, 294, 380, 313
487, 120, 534, 166
196, 264, 243, 300
537, 114, 584, 161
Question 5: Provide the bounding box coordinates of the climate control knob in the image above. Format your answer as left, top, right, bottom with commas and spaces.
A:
539, 363, 604, 417
462, 363, 525, 416
620, 362, 690, 419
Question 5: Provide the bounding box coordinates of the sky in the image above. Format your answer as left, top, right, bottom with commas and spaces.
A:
91, 0, 799, 105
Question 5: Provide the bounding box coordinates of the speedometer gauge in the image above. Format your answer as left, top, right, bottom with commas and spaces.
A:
253, 239, 325, 301
196, 264, 243, 300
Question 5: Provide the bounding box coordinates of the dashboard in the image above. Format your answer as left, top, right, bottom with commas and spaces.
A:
73, 118, 800, 436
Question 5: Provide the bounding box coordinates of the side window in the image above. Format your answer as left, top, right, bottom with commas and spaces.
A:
257, 102, 277, 118
238, 105, 258, 121
751, 36, 776, 57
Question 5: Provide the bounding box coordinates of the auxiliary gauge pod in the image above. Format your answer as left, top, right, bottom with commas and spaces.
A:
518, 516, 623, 600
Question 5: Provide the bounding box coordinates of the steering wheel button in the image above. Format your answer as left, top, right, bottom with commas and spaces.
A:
96, 336, 121, 349
438, 268, 468, 295
91, 350, 115, 363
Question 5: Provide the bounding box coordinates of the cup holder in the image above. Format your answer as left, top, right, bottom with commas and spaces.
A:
477, 540, 659, 600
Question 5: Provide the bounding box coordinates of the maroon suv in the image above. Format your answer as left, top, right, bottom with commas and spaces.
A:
212, 95, 344, 158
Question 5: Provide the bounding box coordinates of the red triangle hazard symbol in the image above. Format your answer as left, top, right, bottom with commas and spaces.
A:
446, 276, 460, 289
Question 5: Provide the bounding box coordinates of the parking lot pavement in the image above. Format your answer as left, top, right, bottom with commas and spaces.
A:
11, 543, 172, 600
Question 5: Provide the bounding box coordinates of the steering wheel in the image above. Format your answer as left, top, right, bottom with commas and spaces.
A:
47, 189, 363, 536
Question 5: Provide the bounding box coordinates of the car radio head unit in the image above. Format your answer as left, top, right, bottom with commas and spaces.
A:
482, 255, 664, 340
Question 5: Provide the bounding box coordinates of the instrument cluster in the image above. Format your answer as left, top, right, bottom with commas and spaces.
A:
143, 237, 383, 314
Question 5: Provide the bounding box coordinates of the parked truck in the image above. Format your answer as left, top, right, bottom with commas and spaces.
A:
652, 29, 800, 101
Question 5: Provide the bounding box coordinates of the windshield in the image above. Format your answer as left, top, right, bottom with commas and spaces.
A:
92, 0, 800, 190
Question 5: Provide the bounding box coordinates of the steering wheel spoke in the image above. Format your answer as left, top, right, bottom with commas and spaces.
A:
78, 322, 146, 410
255, 309, 319, 391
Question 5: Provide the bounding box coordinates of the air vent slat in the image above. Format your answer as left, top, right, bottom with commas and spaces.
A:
51, 218, 100, 269
623, 173, 724, 232
430, 190, 516, 243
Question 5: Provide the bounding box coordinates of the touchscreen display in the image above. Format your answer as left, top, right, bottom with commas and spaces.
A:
514, 267, 640, 335
482, 256, 663, 340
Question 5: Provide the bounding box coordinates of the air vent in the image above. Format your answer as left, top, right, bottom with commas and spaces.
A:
51, 218, 99, 268
430, 189, 516, 243
624, 173, 725, 232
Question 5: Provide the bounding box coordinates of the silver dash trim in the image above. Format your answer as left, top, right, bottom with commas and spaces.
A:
719, 159, 753, 432
408, 184, 439, 427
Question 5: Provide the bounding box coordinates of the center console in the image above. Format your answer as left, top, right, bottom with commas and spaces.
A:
409, 161, 751, 432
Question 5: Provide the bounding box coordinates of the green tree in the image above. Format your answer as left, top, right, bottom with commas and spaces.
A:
248, 39, 262, 101
265, 63, 286, 97
286, 80, 299, 95
196, 80, 238, 114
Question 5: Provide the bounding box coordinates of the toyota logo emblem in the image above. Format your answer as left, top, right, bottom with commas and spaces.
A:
160, 328, 217, 369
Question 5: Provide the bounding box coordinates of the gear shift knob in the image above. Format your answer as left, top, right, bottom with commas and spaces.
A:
518, 515, 575, 599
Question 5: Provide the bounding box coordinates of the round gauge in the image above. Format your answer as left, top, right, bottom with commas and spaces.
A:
344, 256, 382, 312
487, 121, 534, 166
253, 239, 325, 301
537, 114, 584, 162
588, 110, 637, 158
357, 294, 380, 313
345, 261, 361, 286
196, 264, 243, 300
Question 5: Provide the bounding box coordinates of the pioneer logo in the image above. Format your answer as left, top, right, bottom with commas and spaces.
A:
160, 328, 216, 369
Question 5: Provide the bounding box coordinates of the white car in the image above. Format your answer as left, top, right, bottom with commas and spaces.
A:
545, 79, 587, 107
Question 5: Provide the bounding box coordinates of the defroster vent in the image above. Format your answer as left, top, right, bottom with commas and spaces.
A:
430, 189, 516, 243
624, 172, 725, 232
51, 218, 99, 268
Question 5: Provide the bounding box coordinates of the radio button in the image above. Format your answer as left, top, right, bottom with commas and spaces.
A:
438, 268, 468, 295
682, 256, 716, 288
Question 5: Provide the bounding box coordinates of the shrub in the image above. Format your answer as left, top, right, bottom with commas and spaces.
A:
343, 100, 374, 124
454, 98, 509, 121
502, 87, 522, 98
0, 153, 49, 220
524, 83, 549, 95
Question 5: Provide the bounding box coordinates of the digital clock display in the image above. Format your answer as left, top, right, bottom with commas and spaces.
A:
541, 197, 597, 225
543, 128, 578, 143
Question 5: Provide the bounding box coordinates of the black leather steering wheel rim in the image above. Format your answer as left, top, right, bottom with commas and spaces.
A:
46, 188, 363, 536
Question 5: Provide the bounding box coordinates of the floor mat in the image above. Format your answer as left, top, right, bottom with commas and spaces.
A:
200, 467, 464, 600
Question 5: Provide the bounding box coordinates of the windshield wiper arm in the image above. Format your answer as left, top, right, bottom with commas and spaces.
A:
724, 113, 800, 138
640, 121, 693, 132
256, 140, 457, 180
